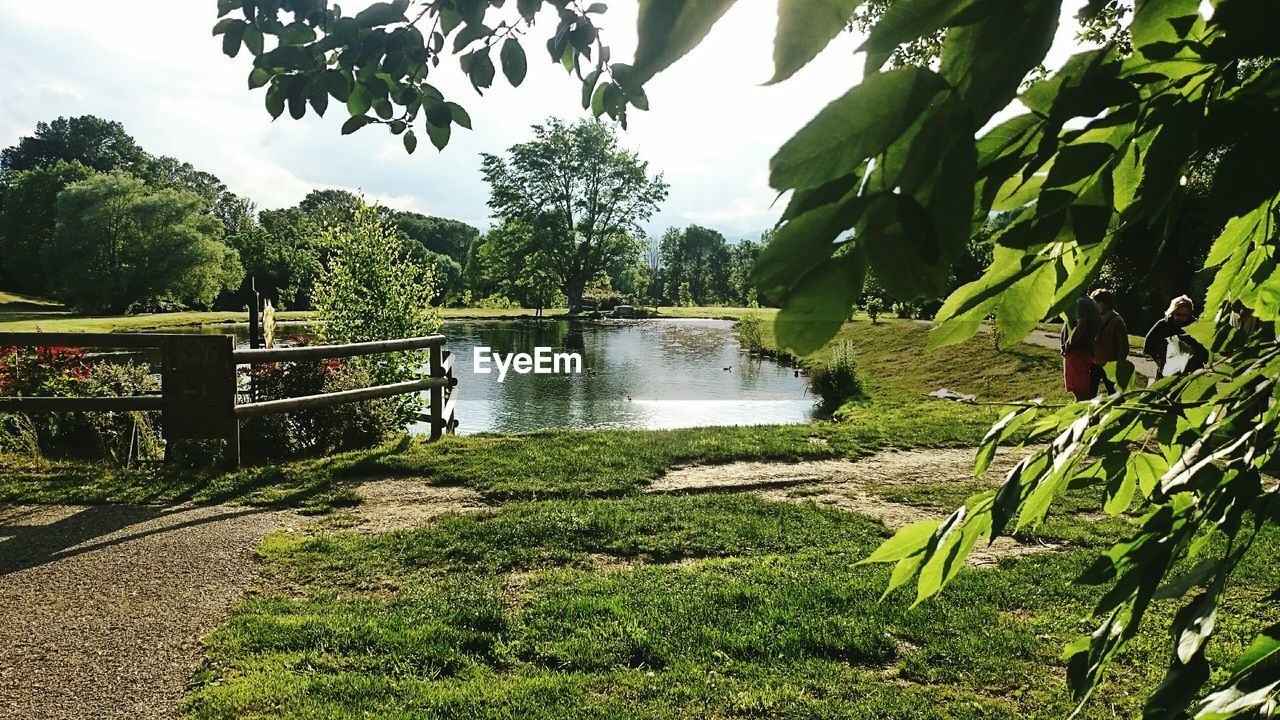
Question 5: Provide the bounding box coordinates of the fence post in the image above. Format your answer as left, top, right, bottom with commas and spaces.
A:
429, 344, 444, 441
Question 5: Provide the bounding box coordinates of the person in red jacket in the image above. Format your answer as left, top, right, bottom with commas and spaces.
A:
1061, 293, 1101, 401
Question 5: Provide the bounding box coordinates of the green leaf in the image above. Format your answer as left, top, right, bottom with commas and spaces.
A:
774, 251, 865, 355
859, 519, 941, 564
751, 195, 869, 300
1129, 453, 1170, 497
354, 1, 408, 29
248, 67, 271, 90
447, 102, 472, 130
265, 81, 286, 120
938, 0, 1061, 125
1131, 0, 1200, 57
426, 120, 452, 150
341, 115, 372, 135
769, 0, 860, 84
468, 50, 496, 93
975, 407, 1036, 476
632, 0, 738, 84
770, 66, 950, 191
222, 21, 247, 58
500, 38, 528, 87
242, 25, 264, 55
347, 83, 373, 117
993, 257, 1056, 344
404, 130, 418, 154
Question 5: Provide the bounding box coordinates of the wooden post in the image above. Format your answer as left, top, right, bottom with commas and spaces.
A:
429, 344, 444, 441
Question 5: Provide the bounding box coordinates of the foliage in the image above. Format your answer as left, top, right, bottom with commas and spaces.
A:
0, 345, 159, 462
395, 211, 478, 264
213, 0, 654, 150
463, 221, 562, 309
864, 296, 884, 325
480, 118, 667, 310
808, 340, 865, 410
0, 160, 96, 294
313, 199, 440, 420
0, 115, 148, 174
684, 1, 1280, 716
48, 173, 242, 313
229, 206, 326, 308
736, 312, 766, 353
242, 352, 399, 459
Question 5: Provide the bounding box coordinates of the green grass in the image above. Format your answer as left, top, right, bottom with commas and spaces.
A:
0, 310, 316, 333
186, 487, 1280, 719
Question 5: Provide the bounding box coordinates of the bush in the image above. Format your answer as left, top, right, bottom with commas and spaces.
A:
736, 313, 765, 352
808, 341, 865, 410
473, 294, 521, 309
241, 350, 399, 461
864, 297, 885, 324
0, 346, 160, 462
583, 286, 627, 311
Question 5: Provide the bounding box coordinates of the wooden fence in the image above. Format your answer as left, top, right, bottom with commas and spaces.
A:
0, 332, 457, 468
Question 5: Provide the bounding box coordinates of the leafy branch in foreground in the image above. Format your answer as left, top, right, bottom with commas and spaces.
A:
212, 0, 679, 151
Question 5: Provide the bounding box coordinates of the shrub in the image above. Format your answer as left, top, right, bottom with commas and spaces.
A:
583, 286, 627, 311
314, 200, 440, 424
808, 341, 865, 410
864, 297, 884, 324
241, 341, 398, 461
736, 313, 765, 352
474, 294, 521, 309
0, 346, 159, 462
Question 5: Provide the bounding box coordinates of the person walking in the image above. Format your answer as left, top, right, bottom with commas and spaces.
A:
1089, 289, 1129, 395
1144, 295, 1208, 379
1061, 292, 1102, 401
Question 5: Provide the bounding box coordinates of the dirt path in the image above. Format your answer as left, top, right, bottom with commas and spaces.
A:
0, 504, 281, 720
649, 447, 1059, 566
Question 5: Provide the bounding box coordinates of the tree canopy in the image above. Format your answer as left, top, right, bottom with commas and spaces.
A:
480, 118, 667, 311
49, 173, 241, 313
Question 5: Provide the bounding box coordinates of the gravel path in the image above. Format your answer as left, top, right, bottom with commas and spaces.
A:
0, 503, 281, 719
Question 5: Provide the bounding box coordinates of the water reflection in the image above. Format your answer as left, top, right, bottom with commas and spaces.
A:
415, 319, 813, 435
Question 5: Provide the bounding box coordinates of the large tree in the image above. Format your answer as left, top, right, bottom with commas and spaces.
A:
1, 116, 147, 174
658, 225, 732, 306
480, 118, 667, 311
394, 211, 478, 264
48, 173, 241, 313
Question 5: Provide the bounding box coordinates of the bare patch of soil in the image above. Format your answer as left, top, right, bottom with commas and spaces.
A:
648, 448, 1060, 566
346, 479, 487, 533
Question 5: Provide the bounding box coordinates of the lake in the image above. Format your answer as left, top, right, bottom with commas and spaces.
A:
142, 319, 815, 434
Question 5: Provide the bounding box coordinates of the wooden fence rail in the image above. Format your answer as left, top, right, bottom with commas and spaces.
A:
0, 332, 457, 468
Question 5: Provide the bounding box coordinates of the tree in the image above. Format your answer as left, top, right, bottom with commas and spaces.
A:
313, 200, 440, 419
465, 221, 562, 309
0, 160, 96, 294
139, 155, 227, 210
480, 118, 667, 311
299, 188, 364, 227
48, 173, 241, 313
394, 211, 478, 264
0, 115, 148, 174
234, 207, 327, 308
658, 225, 732, 306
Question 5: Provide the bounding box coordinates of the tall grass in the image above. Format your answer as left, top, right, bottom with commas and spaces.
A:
808, 340, 865, 410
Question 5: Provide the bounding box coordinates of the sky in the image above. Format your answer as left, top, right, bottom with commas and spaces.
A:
0, 1, 1092, 240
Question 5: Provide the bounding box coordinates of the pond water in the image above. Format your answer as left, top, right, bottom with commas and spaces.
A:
428, 319, 814, 435
140, 319, 815, 434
